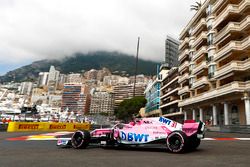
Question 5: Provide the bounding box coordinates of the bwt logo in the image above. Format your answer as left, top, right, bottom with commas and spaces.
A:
159, 117, 172, 125
121, 132, 149, 142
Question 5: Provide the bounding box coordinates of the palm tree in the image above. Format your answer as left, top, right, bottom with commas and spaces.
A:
191, 1, 202, 11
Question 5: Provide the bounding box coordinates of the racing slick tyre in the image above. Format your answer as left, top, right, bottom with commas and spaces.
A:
71, 130, 90, 149
188, 135, 201, 151
166, 131, 188, 153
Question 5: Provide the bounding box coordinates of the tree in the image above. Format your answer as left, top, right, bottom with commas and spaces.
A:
115, 96, 147, 122
190, 1, 202, 11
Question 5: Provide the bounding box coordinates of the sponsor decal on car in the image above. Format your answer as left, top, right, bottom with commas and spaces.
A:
159, 117, 172, 125
159, 117, 177, 128
121, 131, 149, 142
145, 126, 158, 130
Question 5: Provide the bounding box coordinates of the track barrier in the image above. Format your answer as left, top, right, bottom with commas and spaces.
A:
7, 122, 90, 132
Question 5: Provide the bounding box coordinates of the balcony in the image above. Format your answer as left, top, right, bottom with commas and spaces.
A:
192, 46, 207, 62
192, 18, 206, 36
161, 76, 179, 91
214, 0, 250, 29
178, 61, 189, 73
178, 49, 189, 61
178, 73, 189, 84
214, 36, 250, 61
179, 37, 189, 50
212, 0, 225, 14
161, 87, 179, 99
178, 86, 189, 95
192, 32, 207, 49
215, 16, 250, 44
214, 58, 250, 79
160, 99, 180, 109
192, 61, 208, 75
179, 81, 250, 107
191, 76, 209, 89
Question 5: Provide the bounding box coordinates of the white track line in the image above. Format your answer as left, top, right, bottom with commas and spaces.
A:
202, 138, 216, 140
235, 138, 250, 140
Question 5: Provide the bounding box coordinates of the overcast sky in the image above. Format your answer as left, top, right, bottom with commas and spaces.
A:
0, 0, 201, 75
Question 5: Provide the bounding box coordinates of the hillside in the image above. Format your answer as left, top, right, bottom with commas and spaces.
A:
0, 51, 160, 82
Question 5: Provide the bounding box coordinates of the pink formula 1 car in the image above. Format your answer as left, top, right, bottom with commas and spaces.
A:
57, 117, 205, 153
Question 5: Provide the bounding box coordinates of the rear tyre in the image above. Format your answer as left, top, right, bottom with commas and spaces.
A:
71, 130, 90, 149
166, 131, 187, 153
188, 135, 201, 150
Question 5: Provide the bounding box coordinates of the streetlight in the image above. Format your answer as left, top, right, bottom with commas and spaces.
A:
133, 37, 140, 97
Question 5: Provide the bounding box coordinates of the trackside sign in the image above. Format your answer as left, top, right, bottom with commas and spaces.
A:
7, 122, 90, 132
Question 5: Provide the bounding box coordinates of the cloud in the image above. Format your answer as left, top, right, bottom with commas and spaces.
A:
0, 0, 199, 67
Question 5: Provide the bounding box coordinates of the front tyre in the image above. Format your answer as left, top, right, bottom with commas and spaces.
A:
71, 130, 90, 149
166, 131, 187, 153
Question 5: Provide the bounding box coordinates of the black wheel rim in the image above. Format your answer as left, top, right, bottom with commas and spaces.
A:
73, 132, 84, 146
169, 134, 182, 150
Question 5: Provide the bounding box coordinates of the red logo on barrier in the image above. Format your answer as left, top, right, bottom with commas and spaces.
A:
18, 124, 39, 129
73, 125, 87, 129
49, 125, 66, 129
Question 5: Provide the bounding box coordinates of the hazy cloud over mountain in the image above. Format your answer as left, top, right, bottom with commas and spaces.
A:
0, 0, 200, 74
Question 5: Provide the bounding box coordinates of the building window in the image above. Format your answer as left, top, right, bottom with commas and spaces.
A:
208, 65, 216, 78
189, 63, 195, 71
207, 51, 214, 62
206, 4, 212, 16
189, 51, 194, 61
207, 19, 213, 30
207, 33, 214, 46
189, 77, 195, 87
188, 28, 193, 37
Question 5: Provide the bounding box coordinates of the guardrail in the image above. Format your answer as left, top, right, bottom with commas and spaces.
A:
207, 125, 250, 134
7, 122, 90, 132
0, 122, 112, 132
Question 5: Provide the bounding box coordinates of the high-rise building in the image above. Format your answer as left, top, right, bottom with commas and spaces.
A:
89, 92, 114, 115
66, 73, 82, 83
103, 75, 129, 86
144, 80, 161, 116
113, 83, 146, 108
97, 68, 112, 81
86, 69, 98, 80
19, 82, 33, 95
165, 35, 179, 68
61, 84, 90, 114
48, 66, 60, 94
144, 65, 169, 117
38, 72, 49, 87
178, 0, 250, 125
58, 74, 66, 84
129, 75, 148, 84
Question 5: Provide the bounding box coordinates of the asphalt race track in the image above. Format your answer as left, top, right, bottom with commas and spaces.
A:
0, 131, 250, 167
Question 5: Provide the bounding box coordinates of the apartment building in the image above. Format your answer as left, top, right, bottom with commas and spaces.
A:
19, 82, 33, 95
165, 36, 180, 69
160, 67, 182, 122
89, 92, 114, 115
47, 66, 60, 94
113, 83, 146, 108
66, 73, 82, 83
178, 0, 250, 125
61, 84, 90, 114
144, 65, 169, 117
144, 79, 161, 116
38, 72, 49, 87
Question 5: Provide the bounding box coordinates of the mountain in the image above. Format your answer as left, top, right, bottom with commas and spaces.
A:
0, 51, 160, 83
